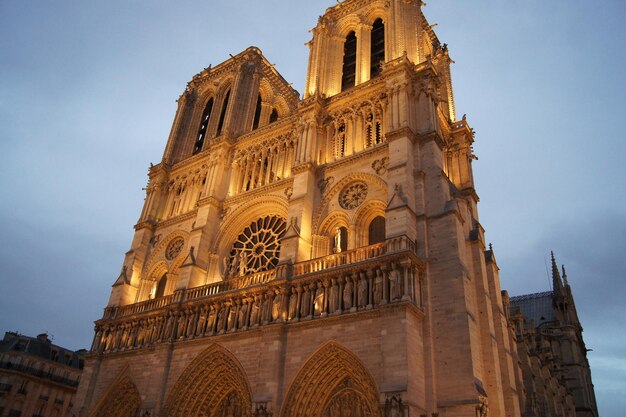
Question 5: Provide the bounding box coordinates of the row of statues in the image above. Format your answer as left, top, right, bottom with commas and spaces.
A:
93, 263, 419, 354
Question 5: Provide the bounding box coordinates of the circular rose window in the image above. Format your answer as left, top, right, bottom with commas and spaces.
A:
165, 237, 185, 260
227, 216, 286, 277
339, 182, 368, 209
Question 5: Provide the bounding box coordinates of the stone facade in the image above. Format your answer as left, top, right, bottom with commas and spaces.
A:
0, 332, 85, 417
73, 1, 598, 417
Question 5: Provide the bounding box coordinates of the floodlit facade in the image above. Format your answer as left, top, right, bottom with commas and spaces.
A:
73, 1, 598, 417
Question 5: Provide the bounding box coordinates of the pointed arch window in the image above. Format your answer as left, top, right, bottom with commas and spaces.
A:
194, 98, 214, 154
368, 216, 386, 245
252, 94, 262, 130
370, 18, 385, 78
155, 273, 167, 299
216, 89, 231, 137
341, 31, 357, 91
269, 108, 279, 124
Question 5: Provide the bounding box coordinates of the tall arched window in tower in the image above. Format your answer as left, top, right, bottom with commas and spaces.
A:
341, 31, 357, 91
216, 89, 231, 137
193, 98, 214, 154
368, 216, 386, 245
252, 94, 262, 130
370, 18, 385, 78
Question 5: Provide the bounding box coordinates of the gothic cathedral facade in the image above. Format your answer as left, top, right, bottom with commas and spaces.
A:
74, 1, 597, 417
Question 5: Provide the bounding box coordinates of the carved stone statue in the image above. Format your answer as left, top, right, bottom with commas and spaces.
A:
374, 269, 383, 305
272, 291, 281, 322
358, 272, 368, 308
238, 251, 248, 276
390, 264, 402, 301
329, 279, 338, 313
250, 296, 260, 327
314, 282, 325, 316
217, 304, 228, 333
227, 303, 237, 331
334, 227, 342, 253
288, 287, 298, 320
342, 276, 352, 310
238, 301, 248, 329
196, 305, 208, 336
176, 311, 187, 339
300, 285, 311, 317
206, 305, 217, 335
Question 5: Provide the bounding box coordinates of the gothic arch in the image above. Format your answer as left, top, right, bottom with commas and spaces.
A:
363, 8, 387, 26
354, 199, 386, 246
319, 211, 351, 237
162, 344, 252, 417
213, 195, 289, 254
335, 15, 362, 38
281, 341, 381, 417
88, 371, 141, 417
313, 173, 387, 233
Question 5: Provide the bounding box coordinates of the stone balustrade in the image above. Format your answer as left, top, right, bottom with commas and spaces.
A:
92, 236, 422, 355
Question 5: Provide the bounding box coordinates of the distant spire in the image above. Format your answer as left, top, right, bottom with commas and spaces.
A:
551, 251, 565, 293
562, 264, 569, 287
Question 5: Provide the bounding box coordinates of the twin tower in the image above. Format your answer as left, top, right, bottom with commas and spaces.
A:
73, 1, 592, 417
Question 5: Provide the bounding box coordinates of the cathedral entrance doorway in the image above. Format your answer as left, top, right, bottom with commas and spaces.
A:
162, 344, 252, 417
281, 342, 381, 417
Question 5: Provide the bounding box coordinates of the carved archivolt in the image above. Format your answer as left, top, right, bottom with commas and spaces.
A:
281, 341, 381, 417
313, 173, 387, 233
163, 344, 252, 417
214, 195, 288, 254
144, 231, 190, 279
88, 373, 141, 417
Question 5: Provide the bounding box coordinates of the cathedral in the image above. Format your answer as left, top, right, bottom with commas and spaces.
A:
73, 1, 598, 417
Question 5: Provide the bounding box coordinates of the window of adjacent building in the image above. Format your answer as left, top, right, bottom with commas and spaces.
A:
252, 94, 262, 130
370, 18, 385, 78
341, 31, 357, 91
216, 89, 231, 137
194, 98, 214, 155
368, 216, 386, 245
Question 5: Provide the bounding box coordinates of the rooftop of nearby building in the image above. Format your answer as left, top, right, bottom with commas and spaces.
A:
0, 332, 86, 369
509, 291, 556, 327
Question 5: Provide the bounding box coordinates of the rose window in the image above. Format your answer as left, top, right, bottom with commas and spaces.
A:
165, 237, 185, 260
339, 182, 368, 209
227, 216, 286, 277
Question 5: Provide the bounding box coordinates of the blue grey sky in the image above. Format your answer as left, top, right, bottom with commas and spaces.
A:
1, 1, 624, 415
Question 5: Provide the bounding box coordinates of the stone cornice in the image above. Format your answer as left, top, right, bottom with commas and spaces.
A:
319, 143, 388, 176
223, 178, 294, 207
155, 210, 197, 230
385, 126, 418, 143
197, 196, 224, 209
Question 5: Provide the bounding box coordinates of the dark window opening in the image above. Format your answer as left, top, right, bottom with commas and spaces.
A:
252, 94, 262, 130
269, 108, 279, 124
341, 31, 357, 91
155, 274, 167, 299
368, 216, 386, 245
216, 89, 231, 137
193, 98, 214, 154
375, 121, 382, 144
370, 19, 385, 78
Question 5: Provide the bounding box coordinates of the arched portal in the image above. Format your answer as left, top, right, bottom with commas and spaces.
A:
162, 344, 252, 417
281, 341, 381, 417
89, 374, 141, 417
